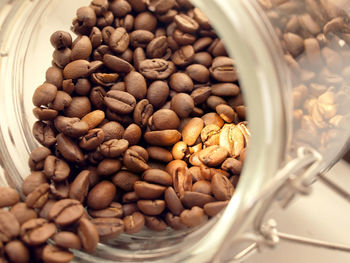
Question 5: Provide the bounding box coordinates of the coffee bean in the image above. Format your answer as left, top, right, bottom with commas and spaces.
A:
89, 26, 103, 48
180, 206, 207, 227
142, 169, 172, 186
146, 146, 173, 163
182, 117, 204, 146
4, 240, 30, 263
124, 212, 145, 234
50, 31, 72, 50
104, 90, 136, 114
49, 199, 84, 226
42, 244, 74, 263
137, 200, 165, 215
165, 159, 187, 176
190, 87, 211, 106
221, 158, 242, 175
122, 124, 142, 146
122, 203, 139, 216
146, 0, 175, 13
123, 149, 150, 173
63, 60, 91, 79
125, 71, 147, 100
64, 96, 91, 118
211, 83, 240, 97
206, 95, 227, 111
169, 73, 194, 93
122, 192, 139, 203
164, 187, 184, 216
71, 36, 92, 61
193, 8, 211, 30
9, 202, 37, 225
173, 29, 196, 45
211, 174, 234, 201
20, 218, 56, 245
209, 56, 238, 82
186, 64, 210, 83
56, 133, 84, 163
32, 83, 57, 107
88, 202, 123, 219
171, 141, 187, 160
173, 166, 192, 198
174, 14, 199, 34
110, 0, 131, 16
219, 124, 244, 157
96, 159, 121, 177
192, 180, 212, 195
129, 145, 149, 161
33, 107, 58, 121
69, 170, 90, 203
130, 30, 155, 48
151, 109, 180, 130
73, 6, 96, 34
134, 181, 166, 199
106, 110, 133, 125
87, 181, 116, 210
53, 48, 72, 68
77, 217, 99, 252
43, 155, 70, 182
112, 171, 140, 192
54, 116, 89, 138
146, 36, 168, 58
171, 93, 195, 118
216, 104, 236, 123
133, 99, 154, 128
203, 201, 229, 217
198, 145, 228, 167
53, 231, 82, 250
144, 130, 181, 146
0, 187, 19, 208
144, 216, 167, 231
180, 191, 215, 208
139, 59, 175, 80
208, 39, 227, 57
0, 210, 20, 242
109, 27, 130, 53
100, 139, 129, 158
202, 112, 224, 127
104, 54, 134, 73
165, 212, 187, 230
172, 45, 195, 66
25, 183, 50, 209
22, 172, 47, 196
101, 121, 124, 141
193, 52, 212, 67
79, 128, 105, 151
46, 66, 63, 88
91, 217, 124, 239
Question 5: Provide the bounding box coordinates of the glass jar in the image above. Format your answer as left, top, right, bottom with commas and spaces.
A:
0, 0, 348, 262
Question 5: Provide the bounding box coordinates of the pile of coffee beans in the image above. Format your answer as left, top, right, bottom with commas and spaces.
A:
1, 0, 249, 262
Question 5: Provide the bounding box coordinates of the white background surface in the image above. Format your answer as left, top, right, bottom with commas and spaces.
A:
245, 160, 350, 263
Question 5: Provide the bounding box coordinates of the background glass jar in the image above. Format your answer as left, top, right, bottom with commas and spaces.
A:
0, 0, 348, 262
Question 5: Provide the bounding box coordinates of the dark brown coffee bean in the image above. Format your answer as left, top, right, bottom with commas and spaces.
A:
102, 26, 114, 44
139, 59, 175, 80
180, 206, 207, 227
77, 217, 99, 252
88, 202, 123, 219
207, 95, 227, 111
87, 181, 116, 210
144, 130, 181, 146
104, 54, 134, 73
173, 166, 192, 198
133, 99, 153, 128
193, 8, 211, 30
49, 199, 84, 226
146, 0, 175, 13
123, 149, 150, 173
101, 121, 124, 141
69, 170, 90, 203
164, 187, 184, 216
198, 145, 228, 167
96, 159, 122, 177
129, 145, 149, 162
172, 45, 195, 66
89, 86, 106, 110
4, 240, 30, 263
169, 73, 194, 93
71, 36, 92, 61
54, 116, 89, 138
104, 90, 136, 114
151, 109, 180, 130
25, 183, 50, 209
146, 146, 173, 163
89, 26, 103, 48
134, 181, 166, 199
216, 104, 236, 123
63, 60, 90, 79
106, 109, 133, 125
186, 64, 210, 83
53, 48, 72, 68
134, 12, 156, 32
173, 29, 196, 45
137, 200, 165, 215
202, 112, 224, 127
111, 82, 126, 91
193, 51, 212, 67
0, 210, 20, 242
122, 192, 139, 203
51, 91, 73, 111
210, 56, 238, 82
53, 231, 82, 250
91, 72, 119, 87
56, 133, 84, 163
79, 128, 105, 151
91, 217, 124, 239
180, 191, 215, 208
190, 86, 211, 105
146, 36, 168, 58
33, 121, 57, 147
123, 124, 142, 146
171, 93, 194, 118
110, 0, 131, 16
174, 14, 199, 34
93, 44, 112, 61
144, 216, 167, 231
182, 117, 204, 146
122, 203, 139, 216
125, 71, 147, 100
211, 83, 240, 97
112, 171, 140, 192
33, 107, 58, 121
133, 47, 146, 70
100, 139, 129, 158
46, 66, 63, 88
124, 212, 145, 234
43, 155, 70, 182
145, 81, 169, 109
130, 30, 155, 48
109, 27, 130, 53
32, 83, 57, 107
50, 31, 72, 50
211, 174, 234, 201
208, 39, 227, 57
64, 96, 91, 118
73, 6, 96, 34
172, 141, 187, 160
142, 169, 172, 186
0, 187, 19, 208
165, 212, 186, 230
203, 199, 229, 217
20, 218, 56, 246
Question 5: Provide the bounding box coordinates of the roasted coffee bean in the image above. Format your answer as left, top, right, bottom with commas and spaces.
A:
125, 71, 147, 100
110, 0, 131, 16
134, 11, 157, 32
144, 216, 167, 231
207, 96, 227, 111
173, 166, 192, 198
109, 27, 130, 53
88, 202, 123, 219
123, 124, 142, 146
182, 117, 204, 146
216, 104, 236, 123
193, 8, 210, 29
165, 159, 187, 176
122, 192, 139, 203
147, 146, 173, 163
90, 26, 103, 48
173, 29, 196, 45
193, 51, 212, 67
137, 200, 165, 215
4, 240, 30, 263
73, 6, 96, 34
25, 183, 50, 209
101, 121, 124, 141
146, 36, 168, 58
171, 93, 195, 118
54, 116, 89, 138
172, 141, 187, 160
219, 124, 244, 157
49, 199, 84, 226
56, 133, 84, 163
63, 60, 92, 79
189, 166, 205, 182
203, 201, 229, 217
33, 107, 58, 121
142, 169, 172, 186
46, 66, 63, 88
43, 155, 70, 182
22, 172, 47, 196
42, 244, 74, 263
146, 0, 176, 13
53, 48, 72, 68
198, 145, 228, 167
172, 45, 195, 66
130, 30, 155, 48
144, 130, 181, 146
50, 31, 72, 50
104, 54, 134, 73
133, 47, 146, 70
77, 217, 99, 252
165, 212, 187, 230
100, 139, 129, 158
53, 231, 82, 250
164, 187, 184, 216
123, 149, 149, 173
134, 99, 154, 128
190, 87, 211, 105
112, 171, 140, 192
129, 145, 149, 161
96, 159, 122, 177
32, 83, 57, 107
51, 91, 73, 111
186, 64, 210, 83
64, 96, 91, 118
69, 170, 90, 203
210, 56, 238, 82
180, 191, 215, 208
80, 128, 105, 151
151, 109, 180, 130
87, 181, 116, 210
208, 39, 227, 57
51, 181, 74, 200
10, 202, 37, 225
192, 180, 212, 195
104, 90, 136, 114
70, 78, 91, 96
92, 217, 124, 239
71, 35, 92, 60
202, 112, 224, 127
0, 187, 19, 208
111, 82, 126, 91
139, 59, 175, 80
122, 203, 139, 216
134, 181, 166, 199
211, 83, 240, 97
180, 206, 207, 227
169, 73, 194, 93
221, 158, 242, 175
0, 210, 20, 242
174, 14, 199, 34
124, 211, 145, 234
91, 72, 119, 87
120, 48, 134, 63
20, 218, 56, 246
106, 109, 133, 125
211, 174, 234, 201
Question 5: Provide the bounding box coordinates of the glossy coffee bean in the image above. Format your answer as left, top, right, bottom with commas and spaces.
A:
0, 210, 20, 242
151, 109, 180, 130
123, 124, 142, 145
77, 217, 99, 252
171, 93, 195, 118
139, 59, 176, 80
144, 130, 181, 146
164, 187, 184, 216
87, 181, 117, 210
56, 133, 84, 163
180, 191, 215, 208
92, 217, 124, 239
182, 117, 204, 146
137, 200, 165, 215
49, 199, 84, 226
123, 149, 149, 173
203, 201, 229, 217
69, 170, 90, 203
20, 218, 56, 246
123, 212, 145, 234
104, 90, 136, 114
109, 27, 130, 53
44, 155, 70, 182
88, 202, 123, 219
53, 231, 82, 250
169, 73, 194, 93
211, 174, 234, 201
25, 183, 50, 209
133, 99, 154, 128
146, 146, 173, 163
180, 206, 207, 227
112, 171, 140, 192
100, 139, 129, 158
